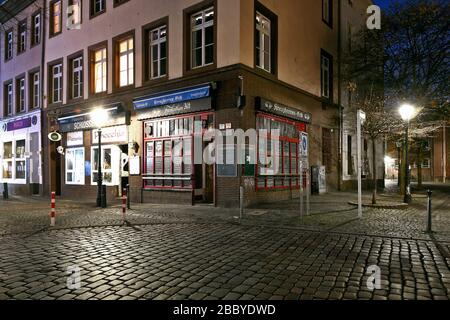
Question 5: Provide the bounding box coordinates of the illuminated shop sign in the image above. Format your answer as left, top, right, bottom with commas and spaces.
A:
256, 97, 312, 123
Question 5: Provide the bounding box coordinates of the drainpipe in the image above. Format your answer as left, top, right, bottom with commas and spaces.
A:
40, 0, 47, 196
337, 0, 343, 191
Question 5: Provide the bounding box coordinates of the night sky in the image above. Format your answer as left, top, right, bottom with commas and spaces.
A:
374, 0, 394, 9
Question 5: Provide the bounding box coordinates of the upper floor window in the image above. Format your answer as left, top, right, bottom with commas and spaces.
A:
18, 21, 27, 54
30, 71, 40, 109
255, 12, 271, 73
51, 63, 63, 104
5, 30, 13, 61
70, 56, 83, 99
50, 0, 62, 36
91, 0, 106, 17
321, 51, 333, 99
190, 6, 214, 69
113, 0, 130, 7
92, 47, 107, 94
116, 37, 134, 87
4, 82, 13, 116
149, 25, 167, 79
68, 0, 82, 27
322, 0, 333, 27
16, 77, 26, 113
31, 12, 41, 46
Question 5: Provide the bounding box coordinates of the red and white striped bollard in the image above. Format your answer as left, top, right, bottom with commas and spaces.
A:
50, 192, 56, 227
122, 188, 127, 222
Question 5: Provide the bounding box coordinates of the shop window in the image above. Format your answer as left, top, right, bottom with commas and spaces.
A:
2, 142, 13, 179
66, 148, 85, 185
15, 140, 26, 180
1, 140, 26, 182
256, 114, 303, 191
91, 145, 120, 186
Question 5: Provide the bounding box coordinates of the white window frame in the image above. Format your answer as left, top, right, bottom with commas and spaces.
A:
118, 38, 134, 87
93, 0, 105, 15
90, 145, 120, 186
422, 158, 431, 169
32, 72, 40, 108
190, 6, 214, 69
94, 48, 107, 93
321, 54, 331, 99
150, 25, 167, 79
6, 83, 13, 115
18, 78, 26, 112
6, 31, 13, 60
256, 11, 271, 73
52, 63, 63, 103
65, 147, 85, 185
18, 22, 27, 53
1, 138, 27, 184
33, 13, 41, 45
72, 56, 83, 99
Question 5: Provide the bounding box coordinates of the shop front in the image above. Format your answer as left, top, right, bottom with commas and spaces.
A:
56, 103, 130, 200
0, 110, 42, 196
133, 83, 215, 205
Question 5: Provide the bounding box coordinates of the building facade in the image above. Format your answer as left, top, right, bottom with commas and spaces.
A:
1, 0, 373, 207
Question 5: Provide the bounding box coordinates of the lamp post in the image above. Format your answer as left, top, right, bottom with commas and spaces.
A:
91, 108, 109, 208
395, 140, 402, 187
399, 104, 415, 204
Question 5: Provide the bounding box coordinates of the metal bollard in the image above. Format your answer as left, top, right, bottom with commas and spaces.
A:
426, 190, 432, 233
239, 186, 244, 221
126, 184, 131, 210
2, 182, 8, 200
101, 185, 107, 208
122, 188, 127, 222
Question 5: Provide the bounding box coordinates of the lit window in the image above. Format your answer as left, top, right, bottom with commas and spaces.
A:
118, 38, 134, 87
191, 7, 214, 69
51, 1, 62, 35
66, 148, 85, 185
94, 48, 107, 93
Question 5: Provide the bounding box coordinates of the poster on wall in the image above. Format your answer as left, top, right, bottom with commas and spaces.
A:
130, 156, 141, 176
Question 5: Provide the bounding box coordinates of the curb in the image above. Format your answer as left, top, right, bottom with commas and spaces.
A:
348, 201, 409, 209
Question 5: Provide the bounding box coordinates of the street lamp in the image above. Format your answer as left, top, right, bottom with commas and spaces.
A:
91, 108, 109, 208
399, 104, 416, 204
395, 140, 402, 187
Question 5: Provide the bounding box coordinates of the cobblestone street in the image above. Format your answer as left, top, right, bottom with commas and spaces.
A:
0, 188, 450, 300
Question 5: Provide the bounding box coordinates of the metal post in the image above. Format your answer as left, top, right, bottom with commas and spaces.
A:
239, 186, 244, 221
127, 184, 131, 210
443, 123, 447, 183
2, 183, 8, 200
306, 170, 311, 216
426, 190, 432, 233
300, 162, 304, 221
96, 128, 103, 207
404, 121, 412, 204
357, 110, 363, 218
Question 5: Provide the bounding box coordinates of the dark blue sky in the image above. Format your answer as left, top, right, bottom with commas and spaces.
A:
374, 0, 393, 9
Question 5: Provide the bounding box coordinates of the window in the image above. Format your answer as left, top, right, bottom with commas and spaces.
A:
190, 6, 214, 69
92, 47, 107, 93
113, 0, 129, 7
91, 145, 120, 186
50, 1, 62, 36
255, 12, 271, 72
4, 82, 13, 116
116, 37, 134, 87
322, 0, 333, 27
149, 25, 167, 79
16, 77, 26, 113
256, 114, 306, 190
90, 0, 106, 17
2, 140, 26, 182
68, 0, 82, 27
321, 51, 333, 99
66, 148, 85, 185
70, 56, 83, 99
422, 159, 431, 169
5, 30, 13, 60
31, 12, 41, 46
50, 63, 63, 104
18, 21, 27, 54
30, 71, 40, 109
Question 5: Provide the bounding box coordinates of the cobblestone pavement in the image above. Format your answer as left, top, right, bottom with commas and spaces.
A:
0, 187, 449, 300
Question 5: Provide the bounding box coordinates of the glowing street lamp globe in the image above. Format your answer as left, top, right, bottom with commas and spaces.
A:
399, 104, 415, 122
91, 108, 109, 129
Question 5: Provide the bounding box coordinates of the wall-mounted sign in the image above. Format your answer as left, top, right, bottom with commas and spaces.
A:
48, 131, 62, 142
300, 132, 309, 158
67, 131, 83, 146
134, 84, 211, 110
136, 98, 212, 121
256, 97, 312, 123
130, 156, 141, 175
7, 117, 32, 132
57, 103, 128, 133
92, 125, 128, 144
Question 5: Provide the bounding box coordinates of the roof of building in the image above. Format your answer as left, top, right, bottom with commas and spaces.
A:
0, 0, 36, 24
